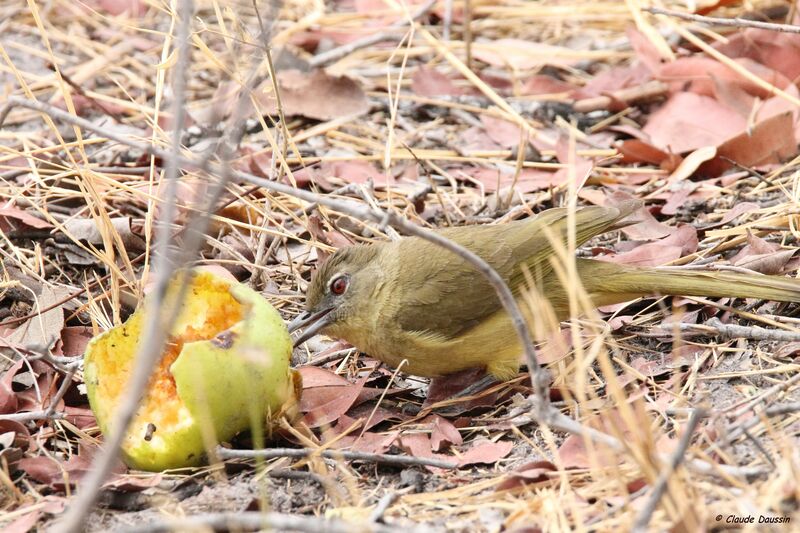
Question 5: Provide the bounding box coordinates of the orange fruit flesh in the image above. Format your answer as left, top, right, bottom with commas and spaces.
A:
95, 275, 245, 435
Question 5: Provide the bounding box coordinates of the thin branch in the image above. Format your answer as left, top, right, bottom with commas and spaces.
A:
216, 445, 459, 469
631, 408, 705, 533
0, 361, 79, 422
52, 2, 196, 531
308, 0, 436, 68
119, 511, 403, 533
644, 6, 800, 35
657, 318, 800, 342
370, 492, 400, 523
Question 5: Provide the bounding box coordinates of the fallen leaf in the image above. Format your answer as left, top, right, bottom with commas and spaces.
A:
301, 375, 369, 428
657, 56, 785, 100
472, 40, 584, 70
599, 244, 683, 267
331, 430, 400, 454
0, 205, 52, 233
457, 439, 514, 467
480, 115, 525, 148
98, 0, 147, 17
697, 112, 796, 177
255, 70, 369, 121
643, 92, 746, 154
718, 202, 759, 226
56, 326, 93, 357
299, 367, 351, 388
734, 249, 796, 275
412, 67, 463, 97
63, 217, 146, 253
667, 146, 717, 183
6, 286, 67, 350
774, 342, 800, 359
396, 432, 451, 471
715, 30, 800, 84
496, 460, 557, 491
428, 415, 463, 451
0, 360, 25, 415
519, 75, 575, 95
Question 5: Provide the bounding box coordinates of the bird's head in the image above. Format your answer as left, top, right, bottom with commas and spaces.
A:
289, 244, 382, 347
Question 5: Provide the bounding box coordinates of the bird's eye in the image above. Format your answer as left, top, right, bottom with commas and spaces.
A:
330, 275, 349, 295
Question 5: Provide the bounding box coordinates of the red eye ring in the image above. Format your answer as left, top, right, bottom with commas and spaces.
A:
330, 276, 348, 295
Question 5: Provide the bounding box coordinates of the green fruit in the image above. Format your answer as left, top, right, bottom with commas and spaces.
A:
84, 270, 297, 471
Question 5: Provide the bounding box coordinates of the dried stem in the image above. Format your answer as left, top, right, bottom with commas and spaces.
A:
216, 445, 459, 469
644, 6, 800, 34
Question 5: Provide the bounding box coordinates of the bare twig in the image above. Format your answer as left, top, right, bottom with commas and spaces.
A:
52, 2, 196, 531
644, 6, 800, 34
119, 511, 403, 533
309, 0, 436, 68
707, 317, 800, 342
216, 445, 459, 469
370, 492, 400, 523
631, 408, 705, 533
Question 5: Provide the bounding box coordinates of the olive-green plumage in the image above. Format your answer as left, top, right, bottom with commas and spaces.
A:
302, 203, 800, 380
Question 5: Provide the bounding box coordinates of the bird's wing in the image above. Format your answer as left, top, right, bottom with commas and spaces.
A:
391, 202, 639, 339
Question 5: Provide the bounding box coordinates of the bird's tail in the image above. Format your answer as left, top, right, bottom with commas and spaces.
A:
576, 258, 800, 307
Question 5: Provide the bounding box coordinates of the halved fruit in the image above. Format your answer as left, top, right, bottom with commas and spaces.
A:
84, 270, 298, 471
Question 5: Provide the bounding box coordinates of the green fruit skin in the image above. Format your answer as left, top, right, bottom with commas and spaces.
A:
84, 272, 293, 472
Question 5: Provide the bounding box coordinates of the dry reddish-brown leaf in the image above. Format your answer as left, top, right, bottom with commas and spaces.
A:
731, 233, 796, 274
600, 225, 698, 267
0, 205, 52, 232
471, 40, 584, 70
657, 56, 788, 100
3, 497, 65, 533
428, 415, 463, 451
300, 375, 369, 428
0, 360, 25, 415
298, 367, 351, 388
572, 63, 652, 99
667, 146, 717, 183
457, 440, 514, 467
480, 115, 524, 148
293, 160, 391, 190
17, 447, 126, 490
717, 202, 759, 226
519, 75, 574, 95
458, 166, 563, 194
626, 26, 665, 74
396, 432, 452, 471
496, 460, 558, 491
412, 67, 463, 97
329, 430, 400, 454
97, 0, 147, 17
615, 202, 673, 241
63, 406, 97, 430
660, 185, 698, 216
56, 326, 93, 358
774, 342, 800, 359
643, 92, 746, 154
617, 139, 672, 166
255, 70, 369, 121
697, 112, 796, 177
714, 30, 800, 83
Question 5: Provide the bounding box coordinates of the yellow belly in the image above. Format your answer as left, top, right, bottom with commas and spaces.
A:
329, 307, 528, 380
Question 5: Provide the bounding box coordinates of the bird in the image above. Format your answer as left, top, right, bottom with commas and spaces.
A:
289, 202, 800, 382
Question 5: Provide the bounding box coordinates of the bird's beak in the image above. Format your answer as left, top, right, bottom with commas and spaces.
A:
288, 307, 334, 348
